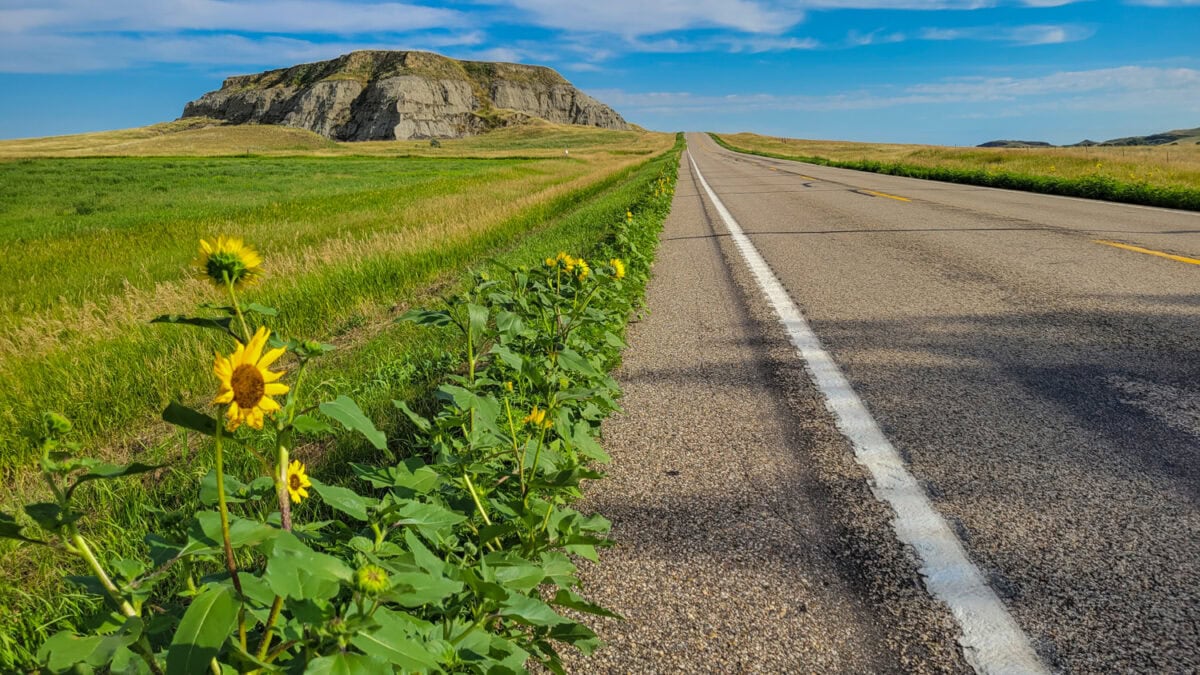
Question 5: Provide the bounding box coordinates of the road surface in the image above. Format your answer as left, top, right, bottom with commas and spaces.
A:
573, 133, 1200, 673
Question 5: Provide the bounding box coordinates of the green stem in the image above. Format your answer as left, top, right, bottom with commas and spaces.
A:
255, 595, 285, 661
69, 530, 163, 675
504, 398, 525, 495
524, 422, 550, 503
213, 415, 244, 599
223, 274, 251, 342
462, 472, 492, 526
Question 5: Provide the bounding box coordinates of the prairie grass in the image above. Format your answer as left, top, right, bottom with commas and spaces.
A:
715, 132, 1200, 210
0, 127, 682, 669
0, 132, 673, 481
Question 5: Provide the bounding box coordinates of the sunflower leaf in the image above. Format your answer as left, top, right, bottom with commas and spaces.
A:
66, 462, 162, 499
319, 396, 387, 451
162, 402, 218, 436
150, 314, 237, 339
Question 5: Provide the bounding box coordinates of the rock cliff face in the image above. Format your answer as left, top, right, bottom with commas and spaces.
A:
182, 51, 629, 141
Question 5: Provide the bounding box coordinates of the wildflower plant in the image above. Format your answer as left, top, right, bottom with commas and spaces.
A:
1, 161, 676, 673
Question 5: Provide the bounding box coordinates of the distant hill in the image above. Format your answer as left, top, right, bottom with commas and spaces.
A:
182, 50, 628, 142
979, 126, 1200, 148
978, 140, 1054, 148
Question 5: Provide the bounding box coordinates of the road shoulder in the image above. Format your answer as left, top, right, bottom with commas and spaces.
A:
569, 152, 969, 672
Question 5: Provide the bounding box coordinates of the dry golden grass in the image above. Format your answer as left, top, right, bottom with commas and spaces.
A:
0, 117, 666, 160
720, 132, 1200, 190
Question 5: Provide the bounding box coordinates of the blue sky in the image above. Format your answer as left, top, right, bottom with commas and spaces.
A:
0, 0, 1197, 144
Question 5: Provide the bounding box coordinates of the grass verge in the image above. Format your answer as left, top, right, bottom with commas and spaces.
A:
0, 133, 684, 671
711, 132, 1200, 212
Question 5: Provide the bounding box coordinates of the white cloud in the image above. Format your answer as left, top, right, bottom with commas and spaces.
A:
494, 0, 803, 36
0, 0, 465, 35
0, 32, 487, 74
595, 65, 1200, 115
920, 23, 1093, 44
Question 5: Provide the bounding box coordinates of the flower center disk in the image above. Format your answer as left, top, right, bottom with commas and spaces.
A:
230, 363, 265, 408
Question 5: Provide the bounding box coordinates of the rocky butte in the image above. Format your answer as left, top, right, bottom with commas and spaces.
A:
181, 50, 629, 141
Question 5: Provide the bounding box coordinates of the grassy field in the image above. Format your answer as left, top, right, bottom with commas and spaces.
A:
0, 122, 680, 668
714, 132, 1200, 210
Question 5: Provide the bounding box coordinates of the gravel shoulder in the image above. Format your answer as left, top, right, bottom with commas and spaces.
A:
566, 149, 969, 673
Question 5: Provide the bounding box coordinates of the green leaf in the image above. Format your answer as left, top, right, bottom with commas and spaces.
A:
0, 512, 44, 544
68, 462, 161, 498
304, 653, 387, 675
242, 302, 278, 317
385, 570, 462, 608
191, 511, 278, 549
467, 303, 489, 340
291, 414, 334, 435
490, 345, 524, 372
556, 348, 601, 378
351, 614, 441, 670
392, 400, 431, 433
38, 631, 104, 671
309, 479, 375, 521
499, 592, 567, 627
150, 314, 235, 337
552, 589, 622, 619
391, 501, 466, 537
162, 402, 218, 436
166, 584, 237, 675
495, 311, 524, 338
261, 531, 352, 601
320, 396, 386, 450
24, 502, 64, 531
397, 308, 453, 327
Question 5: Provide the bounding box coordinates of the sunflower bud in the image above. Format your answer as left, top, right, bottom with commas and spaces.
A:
354, 564, 391, 596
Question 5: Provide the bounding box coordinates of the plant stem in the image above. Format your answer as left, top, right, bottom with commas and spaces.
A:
213, 416, 244, 598
223, 274, 251, 342
68, 530, 163, 675
255, 595, 285, 661
462, 472, 492, 526
504, 398, 525, 495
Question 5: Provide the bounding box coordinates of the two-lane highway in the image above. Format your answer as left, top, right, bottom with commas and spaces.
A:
686, 132, 1200, 672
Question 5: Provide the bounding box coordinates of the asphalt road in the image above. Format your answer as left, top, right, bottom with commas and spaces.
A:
676, 132, 1200, 672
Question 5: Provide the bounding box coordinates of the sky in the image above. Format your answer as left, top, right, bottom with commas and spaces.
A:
0, 0, 1197, 145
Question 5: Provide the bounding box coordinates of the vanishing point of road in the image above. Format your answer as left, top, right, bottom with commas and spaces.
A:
571, 133, 1200, 673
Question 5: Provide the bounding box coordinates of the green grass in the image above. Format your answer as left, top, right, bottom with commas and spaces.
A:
0, 134, 685, 670
0, 134, 677, 478
712, 132, 1200, 211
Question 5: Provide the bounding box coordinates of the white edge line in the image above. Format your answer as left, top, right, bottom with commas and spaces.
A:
687, 150, 1048, 675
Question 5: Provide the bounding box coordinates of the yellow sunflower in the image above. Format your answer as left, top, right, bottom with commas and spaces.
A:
610, 258, 625, 279
575, 258, 591, 279
286, 460, 311, 503
213, 326, 288, 431
523, 406, 552, 429
195, 236, 263, 289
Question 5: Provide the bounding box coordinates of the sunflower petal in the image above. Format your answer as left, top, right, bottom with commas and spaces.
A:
258, 396, 281, 413
245, 327, 269, 366
257, 346, 286, 369
263, 382, 289, 396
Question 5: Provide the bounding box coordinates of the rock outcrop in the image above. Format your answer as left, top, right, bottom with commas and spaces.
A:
182, 51, 629, 141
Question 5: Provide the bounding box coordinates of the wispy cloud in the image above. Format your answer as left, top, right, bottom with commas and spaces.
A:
595, 65, 1200, 115
920, 23, 1094, 44
0, 0, 466, 35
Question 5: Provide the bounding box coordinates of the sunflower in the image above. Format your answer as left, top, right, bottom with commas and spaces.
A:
523, 406, 552, 429
286, 459, 311, 503
213, 326, 288, 431
575, 258, 591, 279
195, 236, 263, 289
610, 258, 626, 279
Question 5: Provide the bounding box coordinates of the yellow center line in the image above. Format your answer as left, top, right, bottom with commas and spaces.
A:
1094, 240, 1200, 266
862, 189, 911, 202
